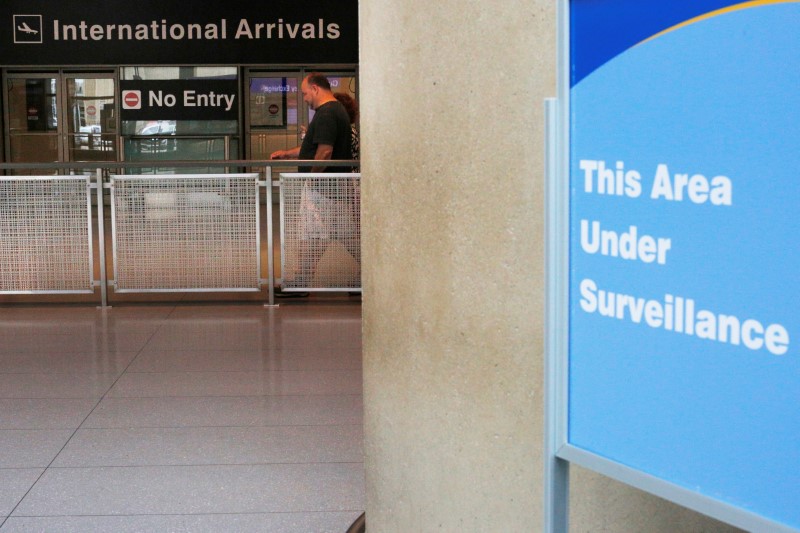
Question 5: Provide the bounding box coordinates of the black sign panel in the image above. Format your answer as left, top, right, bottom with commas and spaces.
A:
120, 80, 238, 121
0, 0, 358, 66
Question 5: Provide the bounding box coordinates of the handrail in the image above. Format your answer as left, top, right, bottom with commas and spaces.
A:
0, 160, 358, 171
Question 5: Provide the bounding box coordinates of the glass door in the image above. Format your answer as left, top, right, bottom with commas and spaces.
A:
5, 74, 60, 172
4, 71, 118, 173
246, 71, 303, 161
245, 69, 357, 161
64, 74, 117, 163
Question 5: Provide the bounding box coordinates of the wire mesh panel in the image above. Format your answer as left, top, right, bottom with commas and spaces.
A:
0, 176, 94, 293
280, 173, 361, 291
111, 174, 260, 292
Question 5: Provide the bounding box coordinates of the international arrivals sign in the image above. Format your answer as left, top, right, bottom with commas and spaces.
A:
0, 0, 358, 65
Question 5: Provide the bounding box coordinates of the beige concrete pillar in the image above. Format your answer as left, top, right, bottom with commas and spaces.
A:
359, 1, 743, 531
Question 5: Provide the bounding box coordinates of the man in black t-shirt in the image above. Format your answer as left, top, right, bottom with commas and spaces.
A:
270, 73, 354, 292
271, 73, 351, 172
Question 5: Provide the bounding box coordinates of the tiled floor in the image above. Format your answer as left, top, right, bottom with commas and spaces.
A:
0, 298, 364, 532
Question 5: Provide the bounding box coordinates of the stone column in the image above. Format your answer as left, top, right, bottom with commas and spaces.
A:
359, 1, 742, 531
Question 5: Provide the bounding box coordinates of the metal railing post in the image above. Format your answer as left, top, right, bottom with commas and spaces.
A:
96, 168, 109, 308
265, 165, 277, 307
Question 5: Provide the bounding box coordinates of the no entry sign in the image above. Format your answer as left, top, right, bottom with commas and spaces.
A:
119, 80, 237, 121
122, 90, 141, 110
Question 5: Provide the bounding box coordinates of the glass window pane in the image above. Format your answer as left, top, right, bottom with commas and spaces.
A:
124, 137, 231, 174
120, 66, 236, 81
308, 75, 357, 123
10, 134, 58, 163
120, 66, 239, 161
7, 78, 58, 133
250, 77, 299, 128
247, 74, 302, 161
66, 78, 117, 162
250, 132, 298, 161
69, 134, 116, 162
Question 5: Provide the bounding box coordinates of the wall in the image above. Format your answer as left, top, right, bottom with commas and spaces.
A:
359, 0, 743, 531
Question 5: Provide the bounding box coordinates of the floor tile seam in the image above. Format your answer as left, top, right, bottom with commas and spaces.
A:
133, 349, 363, 353
79, 422, 362, 429
103, 394, 363, 400
0, 306, 180, 525
0, 372, 124, 375
0, 367, 364, 373
70, 423, 365, 430
0, 350, 139, 355
42, 461, 365, 469
143, 341, 363, 347
4, 509, 366, 518
119, 369, 363, 374
9, 509, 368, 520
138, 340, 362, 346
0, 426, 85, 431
0, 428, 73, 433
0, 352, 360, 361
0, 396, 118, 400
0, 396, 107, 400
100, 393, 364, 398
125, 367, 365, 372
133, 347, 362, 353
0, 391, 366, 400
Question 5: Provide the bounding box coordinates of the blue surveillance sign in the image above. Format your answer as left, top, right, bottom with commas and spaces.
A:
566, 0, 800, 530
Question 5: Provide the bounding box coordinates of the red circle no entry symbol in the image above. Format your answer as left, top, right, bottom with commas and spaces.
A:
124, 92, 140, 108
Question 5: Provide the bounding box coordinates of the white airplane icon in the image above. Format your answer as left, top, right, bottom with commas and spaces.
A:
17, 22, 38, 35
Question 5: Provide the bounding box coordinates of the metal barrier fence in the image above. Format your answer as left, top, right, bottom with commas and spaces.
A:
0, 175, 94, 293
111, 174, 260, 292
280, 174, 361, 292
0, 161, 359, 306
